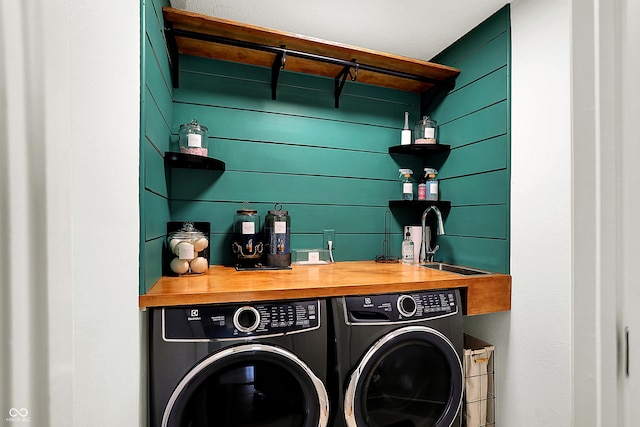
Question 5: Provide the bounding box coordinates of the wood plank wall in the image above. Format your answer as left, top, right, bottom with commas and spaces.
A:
139, 2, 511, 294
428, 6, 511, 273
169, 56, 422, 268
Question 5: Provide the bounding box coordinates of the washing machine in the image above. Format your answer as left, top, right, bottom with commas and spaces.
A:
330, 289, 464, 427
149, 299, 329, 427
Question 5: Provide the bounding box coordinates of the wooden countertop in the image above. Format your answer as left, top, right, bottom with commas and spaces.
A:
139, 261, 511, 316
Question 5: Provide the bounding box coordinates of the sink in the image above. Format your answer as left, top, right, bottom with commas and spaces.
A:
421, 263, 491, 276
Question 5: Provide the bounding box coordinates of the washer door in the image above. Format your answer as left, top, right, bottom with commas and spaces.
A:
163, 344, 329, 427
344, 326, 463, 427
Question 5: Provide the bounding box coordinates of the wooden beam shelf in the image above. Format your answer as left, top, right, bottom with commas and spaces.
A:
162, 7, 460, 107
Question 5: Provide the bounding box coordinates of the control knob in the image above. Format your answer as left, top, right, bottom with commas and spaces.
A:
397, 295, 417, 318
233, 306, 261, 332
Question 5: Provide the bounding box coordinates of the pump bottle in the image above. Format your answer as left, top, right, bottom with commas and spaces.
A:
402, 231, 414, 264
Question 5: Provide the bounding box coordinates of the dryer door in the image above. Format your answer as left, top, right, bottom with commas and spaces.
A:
344, 326, 463, 427
162, 344, 329, 427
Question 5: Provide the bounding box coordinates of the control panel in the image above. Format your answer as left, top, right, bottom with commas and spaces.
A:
344, 290, 458, 324
163, 300, 320, 341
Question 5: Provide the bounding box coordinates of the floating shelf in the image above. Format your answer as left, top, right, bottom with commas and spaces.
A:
164, 151, 226, 171
389, 200, 451, 210
388, 144, 450, 156
162, 7, 460, 107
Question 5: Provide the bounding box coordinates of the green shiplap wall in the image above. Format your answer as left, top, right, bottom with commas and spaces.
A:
428, 5, 511, 273
140, 0, 172, 294
169, 56, 422, 266
139, 3, 511, 294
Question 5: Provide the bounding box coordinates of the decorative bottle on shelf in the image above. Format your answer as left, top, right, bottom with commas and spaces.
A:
417, 168, 428, 201
425, 168, 439, 201
402, 231, 414, 264
401, 112, 412, 145
399, 169, 414, 201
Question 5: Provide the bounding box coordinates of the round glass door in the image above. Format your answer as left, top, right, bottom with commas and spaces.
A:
163, 344, 329, 427
345, 326, 463, 427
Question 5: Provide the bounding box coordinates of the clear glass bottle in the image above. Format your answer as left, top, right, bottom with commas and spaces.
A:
402, 231, 414, 264
399, 169, 414, 201
426, 169, 439, 201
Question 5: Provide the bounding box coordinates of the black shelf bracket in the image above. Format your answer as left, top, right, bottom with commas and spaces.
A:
271, 49, 286, 100
334, 61, 358, 108
421, 77, 457, 114
165, 24, 180, 88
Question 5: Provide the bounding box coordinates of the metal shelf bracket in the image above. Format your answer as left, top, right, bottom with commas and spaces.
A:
334, 61, 358, 108
271, 49, 286, 100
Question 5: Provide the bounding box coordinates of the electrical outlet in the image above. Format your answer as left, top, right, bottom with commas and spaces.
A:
323, 229, 335, 249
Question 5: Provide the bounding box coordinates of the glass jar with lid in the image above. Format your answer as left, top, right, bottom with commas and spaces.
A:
232, 202, 263, 266
264, 203, 291, 268
167, 222, 209, 275
179, 119, 208, 157
414, 116, 438, 144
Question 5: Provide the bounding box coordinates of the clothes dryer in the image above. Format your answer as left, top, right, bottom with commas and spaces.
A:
330, 290, 463, 427
149, 299, 329, 427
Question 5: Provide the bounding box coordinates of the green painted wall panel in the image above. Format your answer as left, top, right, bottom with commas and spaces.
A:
438, 101, 507, 149
173, 139, 420, 181
441, 170, 509, 206
436, 235, 508, 273
140, 0, 171, 294
430, 5, 510, 273
144, 189, 170, 241
448, 33, 508, 90
144, 86, 171, 154
175, 58, 419, 129
170, 170, 399, 206
143, 237, 164, 294
170, 201, 405, 234
438, 134, 508, 179
435, 67, 507, 124
143, 138, 167, 197
172, 103, 406, 154
445, 205, 508, 239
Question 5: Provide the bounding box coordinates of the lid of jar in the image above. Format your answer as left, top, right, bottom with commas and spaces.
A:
417, 116, 436, 126
168, 222, 206, 240
268, 203, 288, 216
180, 119, 208, 132
236, 209, 258, 215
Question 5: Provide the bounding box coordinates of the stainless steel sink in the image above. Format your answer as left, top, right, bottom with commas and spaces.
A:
421, 263, 491, 275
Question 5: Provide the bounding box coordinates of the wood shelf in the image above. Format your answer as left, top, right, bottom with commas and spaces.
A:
162, 7, 460, 105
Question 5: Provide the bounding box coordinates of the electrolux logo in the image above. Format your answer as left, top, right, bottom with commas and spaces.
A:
6, 407, 30, 423
188, 309, 201, 321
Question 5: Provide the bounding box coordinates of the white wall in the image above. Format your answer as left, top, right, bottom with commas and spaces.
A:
1, 0, 140, 426
464, 0, 574, 425
68, 0, 141, 424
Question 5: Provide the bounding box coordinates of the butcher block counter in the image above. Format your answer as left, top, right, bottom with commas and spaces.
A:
139, 261, 511, 316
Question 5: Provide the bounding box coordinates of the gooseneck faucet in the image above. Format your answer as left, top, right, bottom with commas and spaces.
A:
420, 206, 445, 263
